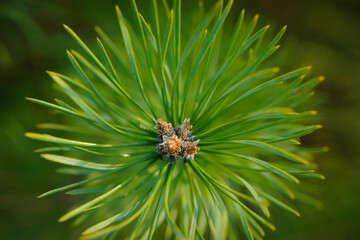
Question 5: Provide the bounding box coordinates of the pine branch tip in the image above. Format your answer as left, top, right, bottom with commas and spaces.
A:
27, 3, 323, 237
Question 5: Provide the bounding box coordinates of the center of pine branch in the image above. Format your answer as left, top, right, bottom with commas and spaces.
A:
155, 118, 200, 163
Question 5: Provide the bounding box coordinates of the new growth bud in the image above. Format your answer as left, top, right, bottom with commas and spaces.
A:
155, 118, 200, 163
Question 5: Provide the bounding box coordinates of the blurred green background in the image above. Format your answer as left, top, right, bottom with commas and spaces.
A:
0, 0, 359, 239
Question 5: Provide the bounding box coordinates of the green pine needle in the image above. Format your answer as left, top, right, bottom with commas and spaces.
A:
27, 1, 324, 239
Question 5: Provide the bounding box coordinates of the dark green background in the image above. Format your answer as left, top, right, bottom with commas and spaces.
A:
1, 0, 359, 239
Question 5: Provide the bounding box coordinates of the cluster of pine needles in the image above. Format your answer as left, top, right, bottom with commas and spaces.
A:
26, 0, 325, 239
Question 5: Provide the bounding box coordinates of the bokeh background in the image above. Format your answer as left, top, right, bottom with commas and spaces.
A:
1, 0, 359, 239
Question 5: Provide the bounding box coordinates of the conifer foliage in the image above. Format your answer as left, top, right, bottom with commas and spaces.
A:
27, 0, 324, 239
